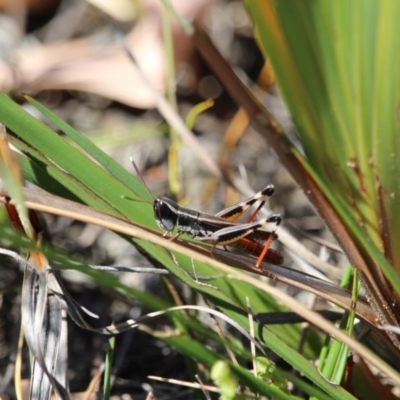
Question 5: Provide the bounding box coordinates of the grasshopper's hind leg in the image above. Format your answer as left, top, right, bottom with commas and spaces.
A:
215, 185, 275, 222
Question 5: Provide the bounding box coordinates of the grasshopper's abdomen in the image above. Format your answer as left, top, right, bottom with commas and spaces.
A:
234, 237, 284, 265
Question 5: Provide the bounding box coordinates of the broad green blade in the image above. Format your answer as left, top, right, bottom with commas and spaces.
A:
244, 1, 400, 287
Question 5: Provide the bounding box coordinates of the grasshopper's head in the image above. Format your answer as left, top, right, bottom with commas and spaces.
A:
153, 197, 179, 232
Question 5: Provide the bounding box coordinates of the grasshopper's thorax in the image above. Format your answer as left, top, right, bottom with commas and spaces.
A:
153, 197, 202, 236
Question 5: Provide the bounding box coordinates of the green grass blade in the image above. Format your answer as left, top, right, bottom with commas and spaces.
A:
244, 1, 400, 292
23, 95, 152, 202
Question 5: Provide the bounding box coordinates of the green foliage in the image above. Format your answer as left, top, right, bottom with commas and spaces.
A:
0, 94, 354, 398
2, 1, 400, 396
243, 0, 400, 393
245, 1, 400, 291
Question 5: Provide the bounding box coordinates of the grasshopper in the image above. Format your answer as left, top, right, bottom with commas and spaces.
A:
153, 184, 283, 267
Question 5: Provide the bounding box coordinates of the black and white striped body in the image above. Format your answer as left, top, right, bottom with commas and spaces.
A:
153, 184, 281, 246
154, 197, 237, 239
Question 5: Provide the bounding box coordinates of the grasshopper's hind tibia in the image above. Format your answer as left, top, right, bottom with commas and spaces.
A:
255, 214, 281, 268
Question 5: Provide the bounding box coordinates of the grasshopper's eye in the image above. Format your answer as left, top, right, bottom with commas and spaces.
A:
153, 197, 178, 232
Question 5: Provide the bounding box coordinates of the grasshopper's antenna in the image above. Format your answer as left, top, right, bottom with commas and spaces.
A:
130, 157, 155, 201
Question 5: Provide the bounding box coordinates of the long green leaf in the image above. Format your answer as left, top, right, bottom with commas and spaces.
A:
244, 0, 400, 292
